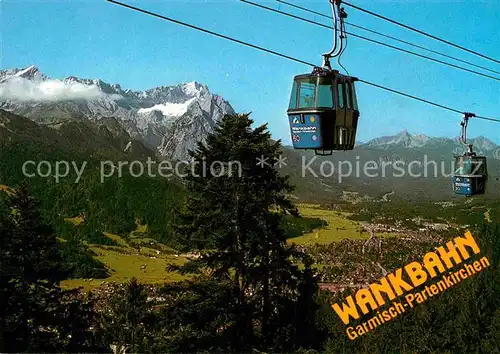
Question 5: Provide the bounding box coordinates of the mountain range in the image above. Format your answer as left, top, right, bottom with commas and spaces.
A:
359, 129, 500, 158
1, 65, 499, 201
2, 65, 498, 160
0, 65, 234, 160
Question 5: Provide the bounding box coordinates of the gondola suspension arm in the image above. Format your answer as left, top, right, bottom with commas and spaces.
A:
322, 0, 347, 69
460, 112, 476, 155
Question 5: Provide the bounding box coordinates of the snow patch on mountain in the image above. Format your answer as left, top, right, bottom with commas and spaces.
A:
182, 81, 203, 97
13, 65, 38, 78
0, 65, 48, 83
137, 97, 196, 118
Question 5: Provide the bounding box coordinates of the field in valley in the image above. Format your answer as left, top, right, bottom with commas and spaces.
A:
285, 204, 405, 245
60, 232, 189, 291
9, 195, 424, 292
61, 204, 399, 291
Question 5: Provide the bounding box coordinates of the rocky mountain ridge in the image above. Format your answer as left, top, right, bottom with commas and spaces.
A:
0, 65, 235, 160
360, 129, 500, 158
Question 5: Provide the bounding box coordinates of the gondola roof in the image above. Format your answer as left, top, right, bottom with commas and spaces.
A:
292, 67, 358, 82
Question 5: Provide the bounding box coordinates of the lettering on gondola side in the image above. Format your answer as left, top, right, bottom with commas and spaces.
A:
291, 126, 317, 133
289, 113, 322, 148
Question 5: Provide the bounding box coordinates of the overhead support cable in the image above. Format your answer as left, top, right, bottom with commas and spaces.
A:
106, 0, 500, 124
241, 0, 500, 82
275, 0, 500, 76
342, 0, 500, 65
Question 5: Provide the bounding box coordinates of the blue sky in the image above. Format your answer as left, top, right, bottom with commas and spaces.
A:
2, 0, 499, 144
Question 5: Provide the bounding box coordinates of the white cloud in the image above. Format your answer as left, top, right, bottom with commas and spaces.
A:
0, 77, 121, 102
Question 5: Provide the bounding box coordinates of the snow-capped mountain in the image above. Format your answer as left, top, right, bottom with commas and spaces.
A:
0, 65, 48, 83
0, 65, 234, 160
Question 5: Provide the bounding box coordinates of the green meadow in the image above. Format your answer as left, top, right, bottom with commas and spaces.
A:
61, 203, 402, 290
286, 204, 370, 246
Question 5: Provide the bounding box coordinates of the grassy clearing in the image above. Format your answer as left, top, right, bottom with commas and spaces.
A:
61, 230, 187, 291
287, 204, 370, 246
484, 209, 492, 223
135, 218, 148, 233
128, 237, 177, 253
60, 245, 188, 291
61, 204, 406, 290
103, 232, 129, 247
59, 216, 189, 291
64, 216, 84, 226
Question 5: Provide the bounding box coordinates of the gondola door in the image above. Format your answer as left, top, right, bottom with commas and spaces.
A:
344, 80, 358, 149
333, 78, 359, 150
334, 78, 347, 149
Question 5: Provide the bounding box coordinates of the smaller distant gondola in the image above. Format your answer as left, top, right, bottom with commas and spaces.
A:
452, 113, 488, 196
287, 67, 359, 155
452, 153, 488, 196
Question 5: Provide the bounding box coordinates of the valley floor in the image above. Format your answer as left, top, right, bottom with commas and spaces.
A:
62, 203, 453, 292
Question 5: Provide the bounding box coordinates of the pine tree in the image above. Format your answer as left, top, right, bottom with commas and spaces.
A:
7, 183, 61, 284
172, 113, 322, 351
0, 183, 61, 351
151, 278, 241, 352
101, 278, 154, 353
0, 184, 108, 352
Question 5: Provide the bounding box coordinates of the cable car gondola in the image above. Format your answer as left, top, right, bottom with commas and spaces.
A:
452, 113, 488, 196
287, 68, 359, 154
287, 0, 359, 155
